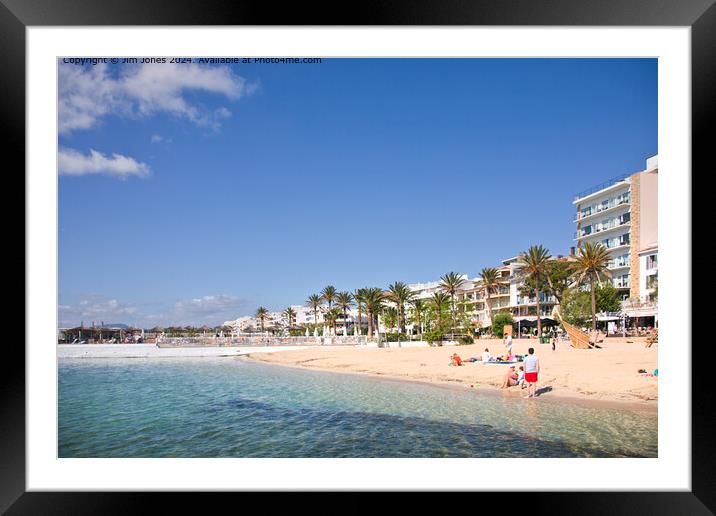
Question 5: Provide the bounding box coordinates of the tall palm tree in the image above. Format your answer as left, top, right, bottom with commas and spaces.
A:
363, 287, 385, 339
409, 298, 425, 338
255, 306, 269, 333
283, 307, 296, 329
320, 285, 337, 335
572, 242, 613, 332
324, 307, 341, 336
430, 292, 451, 331
515, 245, 552, 338
479, 267, 502, 324
354, 288, 368, 336
439, 272, 466, 338
335, 291, 354, 336
387, 281, 414, 334
306, 294, 322, 335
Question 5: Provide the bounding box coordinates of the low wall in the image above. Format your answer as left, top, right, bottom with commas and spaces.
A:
57, 344, 324, 359
155, 336, 369, 347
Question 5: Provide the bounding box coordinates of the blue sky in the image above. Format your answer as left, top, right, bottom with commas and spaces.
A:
58, 58, 657, 327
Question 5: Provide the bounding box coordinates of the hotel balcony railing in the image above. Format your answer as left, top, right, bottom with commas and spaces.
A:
575, 196, 630, 221
574, 173, 630, 201
621, 298, 657, 310
576, 219, 630, 239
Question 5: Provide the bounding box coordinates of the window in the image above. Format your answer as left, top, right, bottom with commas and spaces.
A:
646, 254, 658, 270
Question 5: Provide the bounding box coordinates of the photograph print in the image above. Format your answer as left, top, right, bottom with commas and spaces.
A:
57, 57, 658, 459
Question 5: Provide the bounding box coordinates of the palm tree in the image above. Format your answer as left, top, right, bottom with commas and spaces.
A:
387, 281, 414, 334
306, 294, 322, 335
572, 242, 613, 332
430, 292, 451, 331
515, 245, 552, 338
320, 285, 337, 335
354, 288, 367, 336
439, 272, 466, 338
255, 306, 269, 333
479, 267, 503, 324
382, 306, 398, 332
324, 307, 341, 336
283, 307, 296, 329
409, 298, 425, 338
363, 287, 385, 339
335, 291, 354, 336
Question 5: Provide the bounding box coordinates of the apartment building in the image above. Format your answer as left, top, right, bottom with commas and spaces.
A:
573, 154, 658, 300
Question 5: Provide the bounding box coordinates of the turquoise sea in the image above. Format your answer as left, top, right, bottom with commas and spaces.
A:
58, 358, 657, 458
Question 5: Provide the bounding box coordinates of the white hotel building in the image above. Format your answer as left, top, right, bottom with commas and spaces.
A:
573, 155, 658, 324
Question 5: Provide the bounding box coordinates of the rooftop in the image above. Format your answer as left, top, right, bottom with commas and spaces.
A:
573, 173, 630, 201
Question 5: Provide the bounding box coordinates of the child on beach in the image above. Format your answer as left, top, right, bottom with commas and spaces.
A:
517, 366, 526, 388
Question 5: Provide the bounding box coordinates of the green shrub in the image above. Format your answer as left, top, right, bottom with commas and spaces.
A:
385, 332, 409, 342
424, 330, 444, 345
491, 312, 515, 338
458, 335, 474, 345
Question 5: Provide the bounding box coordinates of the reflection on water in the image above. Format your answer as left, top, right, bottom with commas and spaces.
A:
58, 358, 657, 458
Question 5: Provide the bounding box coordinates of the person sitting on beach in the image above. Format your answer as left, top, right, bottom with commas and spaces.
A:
449, 353, 464, 366
482, 348, 491, 362
500, 366, 519, 388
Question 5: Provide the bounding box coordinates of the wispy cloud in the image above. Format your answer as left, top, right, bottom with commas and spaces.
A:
58, 147, 151, 179
150, 134, 171, 144
60, 294, 248, 327
59, 62, 256, 135
59, 297, 138, 326
172, 295, 244, 319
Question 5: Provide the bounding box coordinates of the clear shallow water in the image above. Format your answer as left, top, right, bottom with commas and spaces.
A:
58, 358, 657, 458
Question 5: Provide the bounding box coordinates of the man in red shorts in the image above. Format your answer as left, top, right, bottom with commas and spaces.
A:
523, 347, 540, 398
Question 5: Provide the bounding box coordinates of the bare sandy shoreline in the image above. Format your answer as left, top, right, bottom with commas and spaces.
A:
245, 338, 658, 410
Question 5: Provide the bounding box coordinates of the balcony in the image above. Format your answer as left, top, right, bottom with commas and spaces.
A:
574, 173, 630, 201
576, 217, 631, 240
574, 196, 630, 222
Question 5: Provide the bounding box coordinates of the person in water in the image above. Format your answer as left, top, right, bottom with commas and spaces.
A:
523, 347, 540, 398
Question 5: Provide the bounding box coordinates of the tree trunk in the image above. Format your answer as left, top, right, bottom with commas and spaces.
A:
535, 287, 542, 338
486, 291, 493, 327
591, 280, 597, 332
367, 309, 373, 338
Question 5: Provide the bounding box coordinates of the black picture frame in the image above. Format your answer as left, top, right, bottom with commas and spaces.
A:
3, 0, 711, 513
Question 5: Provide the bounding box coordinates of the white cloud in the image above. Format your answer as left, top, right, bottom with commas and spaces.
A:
60, 294, 248, 327
58, 147, 151, 178
150, 134, 172, 144
60, 297, 138, 326
173, 295, 242, 317
59, 62, 255, 134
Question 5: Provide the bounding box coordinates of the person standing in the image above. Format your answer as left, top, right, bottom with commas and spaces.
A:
523, 347, 540, 398
504, 332, 513, 358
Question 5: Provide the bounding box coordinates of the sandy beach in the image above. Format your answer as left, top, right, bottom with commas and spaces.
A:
246, 338, 658, 407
